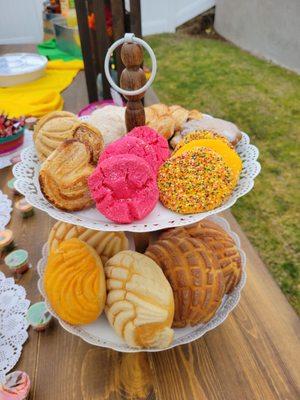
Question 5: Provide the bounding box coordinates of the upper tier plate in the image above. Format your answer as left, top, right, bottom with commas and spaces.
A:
13, 130, 260, 232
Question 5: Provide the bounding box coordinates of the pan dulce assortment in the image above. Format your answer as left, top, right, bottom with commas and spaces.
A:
34, 105, 243, 223
43, 218, 242, 349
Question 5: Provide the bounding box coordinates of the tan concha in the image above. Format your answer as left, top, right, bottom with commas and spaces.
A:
147, 114, 175, 140
105, 250, 174, 349
48, 221, 129, 264
169, 105, 189, 131
39, 139, 94, 211
147, 103, 169, 117
188, 109, 203, 120
159, 220, 242, 294
146, 237, 225, 327
34, 111, 79, 161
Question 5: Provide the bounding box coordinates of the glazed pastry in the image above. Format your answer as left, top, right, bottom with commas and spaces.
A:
127, 126, 170, 168
105, 250, 174, 348
146, 236, 225, 327
160, 219, 242, 293
187, 109, 203, 120
44, 238, 106, 325
98, 135, 158, 173
181, 118, 242, 146
169, 105, 189, 131
0, 371, 30, 400
34, 111, 78, 161
147, 114, 175, 140
48, 221, 129, 264
158, 147, 236, 214
72, 122, 104, 165
173, 136, 242, 181
39, 140, 94, 211
88, 154, 159, 223
88, 105, 126, 145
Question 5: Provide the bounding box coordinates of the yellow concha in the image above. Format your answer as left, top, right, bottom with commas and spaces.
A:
173, 138, 242, 179
44, 238, 106, 325
48, 221, 129, 264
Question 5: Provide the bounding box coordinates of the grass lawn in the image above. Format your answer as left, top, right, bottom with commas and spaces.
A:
145, 33, 300, 313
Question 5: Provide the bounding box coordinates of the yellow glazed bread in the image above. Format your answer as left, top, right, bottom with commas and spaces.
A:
146, 236, 225, 327
48, 221, 129, 264
105, 250, 174, 349
44, 238, 106, 325
34, 111, 79, 161
160, 219, 242, 294
39, 139, 94, 211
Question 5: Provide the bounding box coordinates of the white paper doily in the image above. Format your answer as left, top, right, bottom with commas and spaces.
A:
0, 272, 30, 383
0, 191, 12, 230
37, 215, 246, 353
13, 128, 260, 232
0, 129, 33, 170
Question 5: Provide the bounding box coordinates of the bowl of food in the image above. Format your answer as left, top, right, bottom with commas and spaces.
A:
0, 115, 25, 155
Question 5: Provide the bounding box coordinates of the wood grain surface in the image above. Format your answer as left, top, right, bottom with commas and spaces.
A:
0, 45, 299, 400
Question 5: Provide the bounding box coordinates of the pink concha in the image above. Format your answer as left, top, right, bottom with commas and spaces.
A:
127, 126, 170, 167
88, 154, 159, 224
98, 135, 159, 173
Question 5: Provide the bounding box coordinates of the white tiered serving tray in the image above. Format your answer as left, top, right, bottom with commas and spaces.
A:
36, 215, 246, 352
12, 123, 260, 233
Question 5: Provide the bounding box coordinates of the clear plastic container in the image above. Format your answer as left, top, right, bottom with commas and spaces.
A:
52, 16, 82, 58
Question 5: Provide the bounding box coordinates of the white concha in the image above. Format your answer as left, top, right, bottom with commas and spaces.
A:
48, 221, 129, 264
105, 250, 174, 349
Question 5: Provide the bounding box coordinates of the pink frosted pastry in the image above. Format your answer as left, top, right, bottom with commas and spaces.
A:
98, 135, 159, 173
0, 371, 30, 400
88, 154, 159, 223
127, 126, 170, 168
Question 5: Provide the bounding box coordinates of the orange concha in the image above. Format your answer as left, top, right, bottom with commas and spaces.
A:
44, 238, 106, 325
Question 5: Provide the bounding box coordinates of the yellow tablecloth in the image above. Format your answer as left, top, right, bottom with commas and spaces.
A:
0, 60, 83, 117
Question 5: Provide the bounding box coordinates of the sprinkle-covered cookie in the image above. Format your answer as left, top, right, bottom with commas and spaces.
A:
158, 148, 235, 214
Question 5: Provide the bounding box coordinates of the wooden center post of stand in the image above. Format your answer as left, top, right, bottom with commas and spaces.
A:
120, 41, 146, 132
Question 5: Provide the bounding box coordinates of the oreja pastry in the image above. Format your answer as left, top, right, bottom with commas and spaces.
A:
158, 148, 236, 213
146, 237, 225, 327
173, 137, 242, 181
72, 122, 104, 165
99, 135, 158, 173
39, 140, 94, 211
88, 154, 159, 223
34, 111, 78, 161
44, 238, 106, 325
160, 219, 242, 293
88, 105, 126, 145
48, 221, 129, 264
105, 250, 174, 348
181, 117, 242, 146
169, 105, 189, 131
127, 126, 170, 168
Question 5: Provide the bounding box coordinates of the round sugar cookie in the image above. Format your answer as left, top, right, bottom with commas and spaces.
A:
127, 126, 170, 167
98, 135, 158, 173
158, 148, 235, 214
88, 154, 159, 223
173, 138, 242, 180
174, 130, 233, 152
44, 238, 106, 325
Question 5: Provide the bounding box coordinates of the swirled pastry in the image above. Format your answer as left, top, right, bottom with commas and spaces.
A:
48, 221, 129, 264
39, 139, 94, 211
105, 250, 174, 349
146, 237, 225, 327
159, 219, 242, 293
44, 238, 106, 325
72, 122, 104, 165
34, 111, 79, 161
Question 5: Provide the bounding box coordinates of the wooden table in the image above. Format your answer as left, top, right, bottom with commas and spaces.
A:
0, 45, 299, 400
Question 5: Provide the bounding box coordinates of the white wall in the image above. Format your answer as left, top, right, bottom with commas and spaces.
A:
141, 0, 215, 36
0, 0, 43, 44
215, 0, 300, 73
